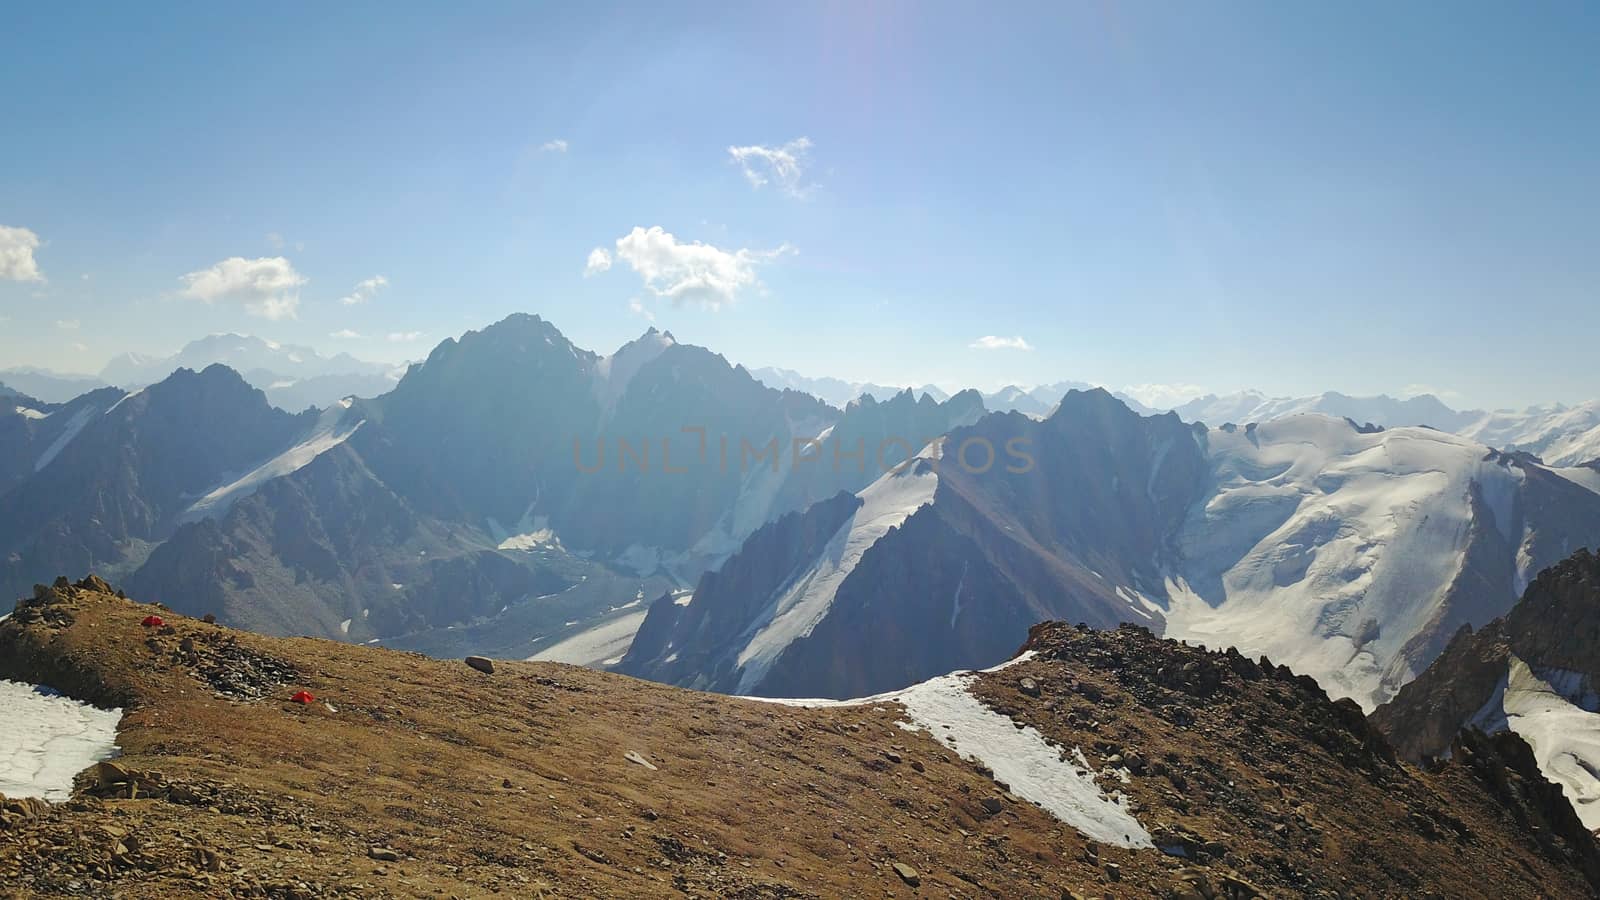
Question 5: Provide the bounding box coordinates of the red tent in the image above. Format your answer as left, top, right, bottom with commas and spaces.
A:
140, 615, 165, 628
290, 691, 315, 704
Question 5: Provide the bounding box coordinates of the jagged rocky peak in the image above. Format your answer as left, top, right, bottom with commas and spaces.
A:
1372, 546, 1600, 833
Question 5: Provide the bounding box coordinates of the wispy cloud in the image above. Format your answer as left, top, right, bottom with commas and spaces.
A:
589, 226, 791, 311
627, 298, 655, 322
387, 331, 425, 343
1400, 383, 1461, 401
541, 138, 569, 153
340, 274, 389, 306
329, 329, 363, 339
178, 256, 307, 320
0, 225, 45, 282
728, 138, 814, 197
55, 319, 79, 330
1119, 383, 1208, 409
969, 335, 1033, 351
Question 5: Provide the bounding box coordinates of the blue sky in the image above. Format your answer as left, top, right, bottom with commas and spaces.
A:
2, 1, 1597, 409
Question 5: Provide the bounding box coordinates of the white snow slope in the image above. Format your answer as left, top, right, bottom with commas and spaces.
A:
1166, 415, 1539, 710
753, 652, 1152, 848
1458, 401, 1600, 467
0, 680, 122, 801
733, 450, 940, 693
528, 610, 649, 668
1469, 656, 1600, 831
33, 404, 99, 472
182, 401, 365, 521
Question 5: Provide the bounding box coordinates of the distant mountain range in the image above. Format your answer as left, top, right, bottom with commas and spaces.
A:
1, 334, 403, 411
746, 366, 950, 407
751, 369, 1600, 469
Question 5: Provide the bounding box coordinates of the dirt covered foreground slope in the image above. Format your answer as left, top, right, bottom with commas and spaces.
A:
1, 579, 1597, 898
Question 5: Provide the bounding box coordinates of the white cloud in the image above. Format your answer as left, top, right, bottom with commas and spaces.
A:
627, 298, 655, 322
387, 331, 425, 343
329, 329, 363, 339
178, 256, 307, 320
728, 137, 814, 197
0, 226, 44, 282
1400, 383, 1461, 401
1119, 383, 1209, 409
340, 274, 389, 306
55, 319, 79, 330
584, 247, 612, 276
604, 225, 790, 310
70, 342, 87, 353
265, 232, 285, 250
541, 139, 569, 153
969, 335, 1034, 351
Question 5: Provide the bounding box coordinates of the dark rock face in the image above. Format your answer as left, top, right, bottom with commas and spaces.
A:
1374, 547, 1600, 762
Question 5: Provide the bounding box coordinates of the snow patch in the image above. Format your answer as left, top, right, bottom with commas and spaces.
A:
528, 611, 649, 668
748, 653, 1151, 848
183, 404, 364, 521
0, 680, 123, 801
34, 404, 98, 472
1470, 656, 1600, 831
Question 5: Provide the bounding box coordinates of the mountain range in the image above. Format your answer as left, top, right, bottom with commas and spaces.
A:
622, 391, 1600, 707
6, 312, 1600, 718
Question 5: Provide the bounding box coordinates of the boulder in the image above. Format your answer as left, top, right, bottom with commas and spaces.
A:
891, 861, 920, 886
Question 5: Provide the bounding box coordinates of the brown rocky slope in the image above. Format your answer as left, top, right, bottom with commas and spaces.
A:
1, 578, 1596, 898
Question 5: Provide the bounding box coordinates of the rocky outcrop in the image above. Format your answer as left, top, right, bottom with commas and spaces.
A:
1373, 547, 1600, 762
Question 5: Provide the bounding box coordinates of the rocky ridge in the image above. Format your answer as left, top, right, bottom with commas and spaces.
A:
3, 580, 1598, 896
